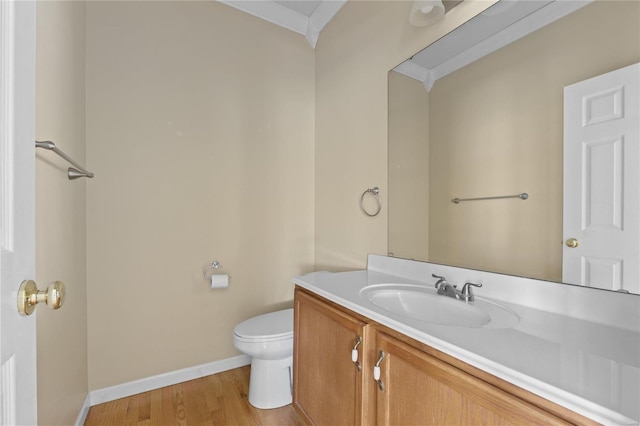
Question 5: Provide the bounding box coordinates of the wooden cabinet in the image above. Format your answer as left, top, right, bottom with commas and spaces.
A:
374, 331, 569, 425
293, 289, 371, 425
293, 287, 596, 426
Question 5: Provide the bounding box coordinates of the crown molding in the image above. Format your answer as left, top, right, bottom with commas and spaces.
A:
219, 0, 346, 49
218, 1, 308, 33
393, 61, 430, 85
306, 0, 347, 48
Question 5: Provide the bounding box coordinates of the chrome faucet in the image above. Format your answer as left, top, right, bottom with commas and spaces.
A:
431, 274, 482, 302
432, 274, 458, 298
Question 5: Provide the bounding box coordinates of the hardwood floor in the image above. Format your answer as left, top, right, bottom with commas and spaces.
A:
84, 366, 306, 425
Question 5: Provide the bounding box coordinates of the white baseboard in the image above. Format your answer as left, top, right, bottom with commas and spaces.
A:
74, 394, 91, 426
87, 354, 251, 407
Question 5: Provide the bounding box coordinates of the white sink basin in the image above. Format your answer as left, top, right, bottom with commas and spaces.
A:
360, 284, 519, 329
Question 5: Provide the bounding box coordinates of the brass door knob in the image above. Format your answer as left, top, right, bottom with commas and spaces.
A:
565, 238, 579, 248
17, 280, 65, 316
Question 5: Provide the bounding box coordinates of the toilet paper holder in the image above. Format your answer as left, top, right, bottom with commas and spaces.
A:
203, 261, 228, 280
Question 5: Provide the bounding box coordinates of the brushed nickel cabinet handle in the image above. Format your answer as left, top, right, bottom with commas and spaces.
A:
373, 350, 385, 391
351, 336, 362, 371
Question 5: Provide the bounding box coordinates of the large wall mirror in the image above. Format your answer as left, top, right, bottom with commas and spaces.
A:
388, 0, 640, 294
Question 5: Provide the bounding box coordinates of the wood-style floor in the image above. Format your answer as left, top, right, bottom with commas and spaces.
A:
84, 366, 306, 425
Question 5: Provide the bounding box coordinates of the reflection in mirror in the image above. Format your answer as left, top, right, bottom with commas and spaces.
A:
388, 0, 640, 294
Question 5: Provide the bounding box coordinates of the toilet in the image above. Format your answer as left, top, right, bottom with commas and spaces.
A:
233, 308, 294, 409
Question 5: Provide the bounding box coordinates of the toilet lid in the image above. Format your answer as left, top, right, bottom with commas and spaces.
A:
234, 308, 293, 340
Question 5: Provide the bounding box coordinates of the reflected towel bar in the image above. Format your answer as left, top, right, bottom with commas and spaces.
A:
451, 193, 528, 204
35, 141, 94, 180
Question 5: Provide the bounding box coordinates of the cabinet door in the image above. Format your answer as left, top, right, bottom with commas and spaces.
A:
373, 331, 569, 426
294, 289, 367, 426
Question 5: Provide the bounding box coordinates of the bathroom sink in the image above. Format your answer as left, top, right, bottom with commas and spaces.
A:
360, 284, 519, 329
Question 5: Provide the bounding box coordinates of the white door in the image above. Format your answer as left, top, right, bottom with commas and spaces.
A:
0, 1, 37, 425
563, 62, 640, 293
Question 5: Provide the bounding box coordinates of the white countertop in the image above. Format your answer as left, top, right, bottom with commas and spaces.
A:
292, 257, 640, 425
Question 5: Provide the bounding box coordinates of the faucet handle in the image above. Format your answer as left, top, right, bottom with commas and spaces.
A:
431, 274, 447, 289
461, 282, 482, 301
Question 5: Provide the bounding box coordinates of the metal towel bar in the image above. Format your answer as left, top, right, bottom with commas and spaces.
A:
451, 193, 528, 204
35, 141, 94, 180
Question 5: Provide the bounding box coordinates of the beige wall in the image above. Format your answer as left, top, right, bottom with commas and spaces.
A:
428, 1, 640, 281
35, 1, 88, 424
85, 1, 315, 390
388, 72, 430, 260
314, 0, 494, 270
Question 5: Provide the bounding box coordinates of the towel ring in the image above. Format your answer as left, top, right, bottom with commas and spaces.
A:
203, 261, 221, 280
360, 187, 381, 217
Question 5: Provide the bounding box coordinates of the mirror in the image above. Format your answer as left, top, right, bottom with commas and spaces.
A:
388, 0, 640, 294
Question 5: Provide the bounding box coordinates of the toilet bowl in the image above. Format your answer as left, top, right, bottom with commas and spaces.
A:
233, 308, 294, 409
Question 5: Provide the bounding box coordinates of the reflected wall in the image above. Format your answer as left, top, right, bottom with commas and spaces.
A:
389, 1, 640, 282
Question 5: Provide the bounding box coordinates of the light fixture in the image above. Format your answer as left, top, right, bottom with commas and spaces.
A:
409, 0, 445, 27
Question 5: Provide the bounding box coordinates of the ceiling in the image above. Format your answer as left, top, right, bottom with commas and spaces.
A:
218, 0, 347, 48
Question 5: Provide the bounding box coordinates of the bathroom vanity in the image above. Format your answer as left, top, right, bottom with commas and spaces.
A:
291, 255, 640, 425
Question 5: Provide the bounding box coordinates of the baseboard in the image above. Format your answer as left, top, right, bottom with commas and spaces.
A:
74, 394, 91, 426
88, 354, 251, 407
